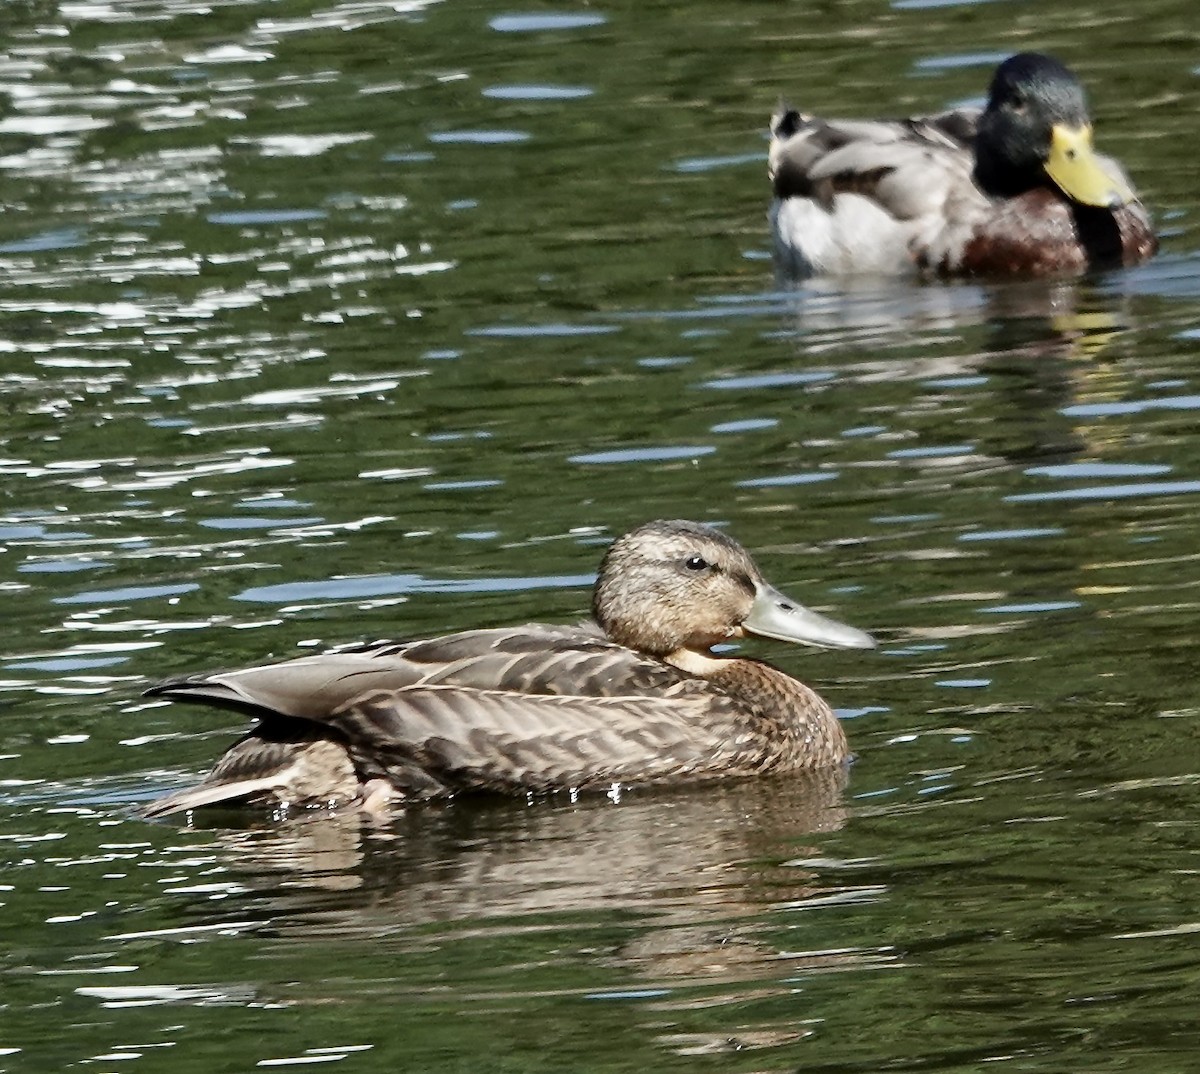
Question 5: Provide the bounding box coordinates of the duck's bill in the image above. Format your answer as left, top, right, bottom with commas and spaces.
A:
1045, 123, 1134, 209
743, 582, 876, 650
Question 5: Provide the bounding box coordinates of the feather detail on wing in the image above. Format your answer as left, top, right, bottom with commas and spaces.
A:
330, 685, 753, 793
769, 105, 983, 222
147, 625, 689, 720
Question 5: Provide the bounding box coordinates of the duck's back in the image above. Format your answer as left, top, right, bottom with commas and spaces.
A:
768, 107, 986, 276
769, 109, 980, 201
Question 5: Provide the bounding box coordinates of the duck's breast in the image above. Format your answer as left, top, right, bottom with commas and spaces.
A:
942, 189, 1157, 276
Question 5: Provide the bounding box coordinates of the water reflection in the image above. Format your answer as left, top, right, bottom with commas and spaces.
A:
181, 773, 850, 920
773, 274, 1154, 470
779, 275, 1135, 357
162, 770, 884, 1035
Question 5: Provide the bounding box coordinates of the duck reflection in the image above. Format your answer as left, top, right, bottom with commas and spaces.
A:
782, 273, 1144, 466
173, 776, 891, 1060
781, 274, 1136, 360
174, 770, 887, 1011
974, 279, 1143, 467
190, 771, 848, 915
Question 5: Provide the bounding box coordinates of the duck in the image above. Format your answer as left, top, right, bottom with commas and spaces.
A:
768, 52, 1157, 277
141, 519, 875, 818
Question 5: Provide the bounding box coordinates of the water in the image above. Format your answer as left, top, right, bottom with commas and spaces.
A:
3, 0, 1200, 1070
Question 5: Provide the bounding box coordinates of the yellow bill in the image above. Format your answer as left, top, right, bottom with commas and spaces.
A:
1045, 123, 1135, 208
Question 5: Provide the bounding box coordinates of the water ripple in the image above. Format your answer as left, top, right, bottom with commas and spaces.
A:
489, 13, 607, 31
1062, 394, 1200, 417
1007, 481, 1200, 503
235, 572, 595, 603
569, 446, 716, 464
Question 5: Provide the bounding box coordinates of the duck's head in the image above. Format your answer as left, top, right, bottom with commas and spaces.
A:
592, 519, 875, 659
975, 52, 1133, 208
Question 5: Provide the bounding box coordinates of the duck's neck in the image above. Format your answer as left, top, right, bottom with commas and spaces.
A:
665, 649, 849, 767
972, 134, 1050, 201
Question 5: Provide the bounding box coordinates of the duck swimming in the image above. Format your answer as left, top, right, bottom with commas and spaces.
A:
142, 520, 875, 817
769, 52, 1157, 277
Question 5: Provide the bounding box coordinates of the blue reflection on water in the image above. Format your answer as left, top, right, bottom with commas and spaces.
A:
201, 517, 323, 530
0, 227, 87, 252
638, 356, 692, 368
483, 85, 593, 100
914, 51, 1009, 70
958, 528, 1064, 542
1008, 481, 1200, 503
710, 418, 778, 433
736, 472, 839, 488
54, 583, 200, 605
423, 479, 503, 491
888, 445, 974, 459
1025, 462, 1171, 478
238, 497, 312, 509
894, 0, 1004, 8
490, 13, 607, 31
838, 706, 891, 721
585, 989, 672, 1001
207, 209, 326, 225
5, 656, 127, 672
569, 446, 715, 464
236, 572, 595, 603
702, 372, 834, 390
18, 559, 111, 573
671, 152, 761, 173
429, 130, 530, 144
468, 323, 619, 337
1062, 394, 1200, 417
979, 601, 1081, 613
0, 525, 89, 539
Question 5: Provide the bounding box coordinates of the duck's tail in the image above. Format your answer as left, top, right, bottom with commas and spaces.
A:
770, 99, 810, 141
138, 692, 363, 819
141, 774, 289, 819
143, 676, 273, 719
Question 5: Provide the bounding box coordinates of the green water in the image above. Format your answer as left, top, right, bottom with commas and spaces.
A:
3, 0, 1200, 1070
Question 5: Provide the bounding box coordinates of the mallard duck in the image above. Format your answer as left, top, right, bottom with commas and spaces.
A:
769, 52, 1157, 277
142, 520, 875, 817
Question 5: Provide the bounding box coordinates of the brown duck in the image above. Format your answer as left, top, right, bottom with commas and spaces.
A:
769, 52, 1157, 277
142, 520, 875, 817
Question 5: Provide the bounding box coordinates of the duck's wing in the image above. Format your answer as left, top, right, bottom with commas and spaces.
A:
145, 625, 748, 801
147, 624, 683, 716
769, 104, 983, 220
330, 679, 748, 795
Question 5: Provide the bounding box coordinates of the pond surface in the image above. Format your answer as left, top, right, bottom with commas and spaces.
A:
3, 0, 1200, 1070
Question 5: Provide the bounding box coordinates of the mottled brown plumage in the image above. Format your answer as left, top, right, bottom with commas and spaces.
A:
769, 53, 1157, 277
142, 520, 875, 818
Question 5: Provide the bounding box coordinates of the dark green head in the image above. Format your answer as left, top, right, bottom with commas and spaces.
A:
974, 52, 1132, 207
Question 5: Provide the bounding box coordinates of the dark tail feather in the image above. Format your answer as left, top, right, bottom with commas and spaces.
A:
770, 99, 808, 140
141, 678, 272, 817
143, 677, 275, 721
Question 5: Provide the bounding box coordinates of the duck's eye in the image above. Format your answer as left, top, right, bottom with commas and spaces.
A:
683, 555, 710, 572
